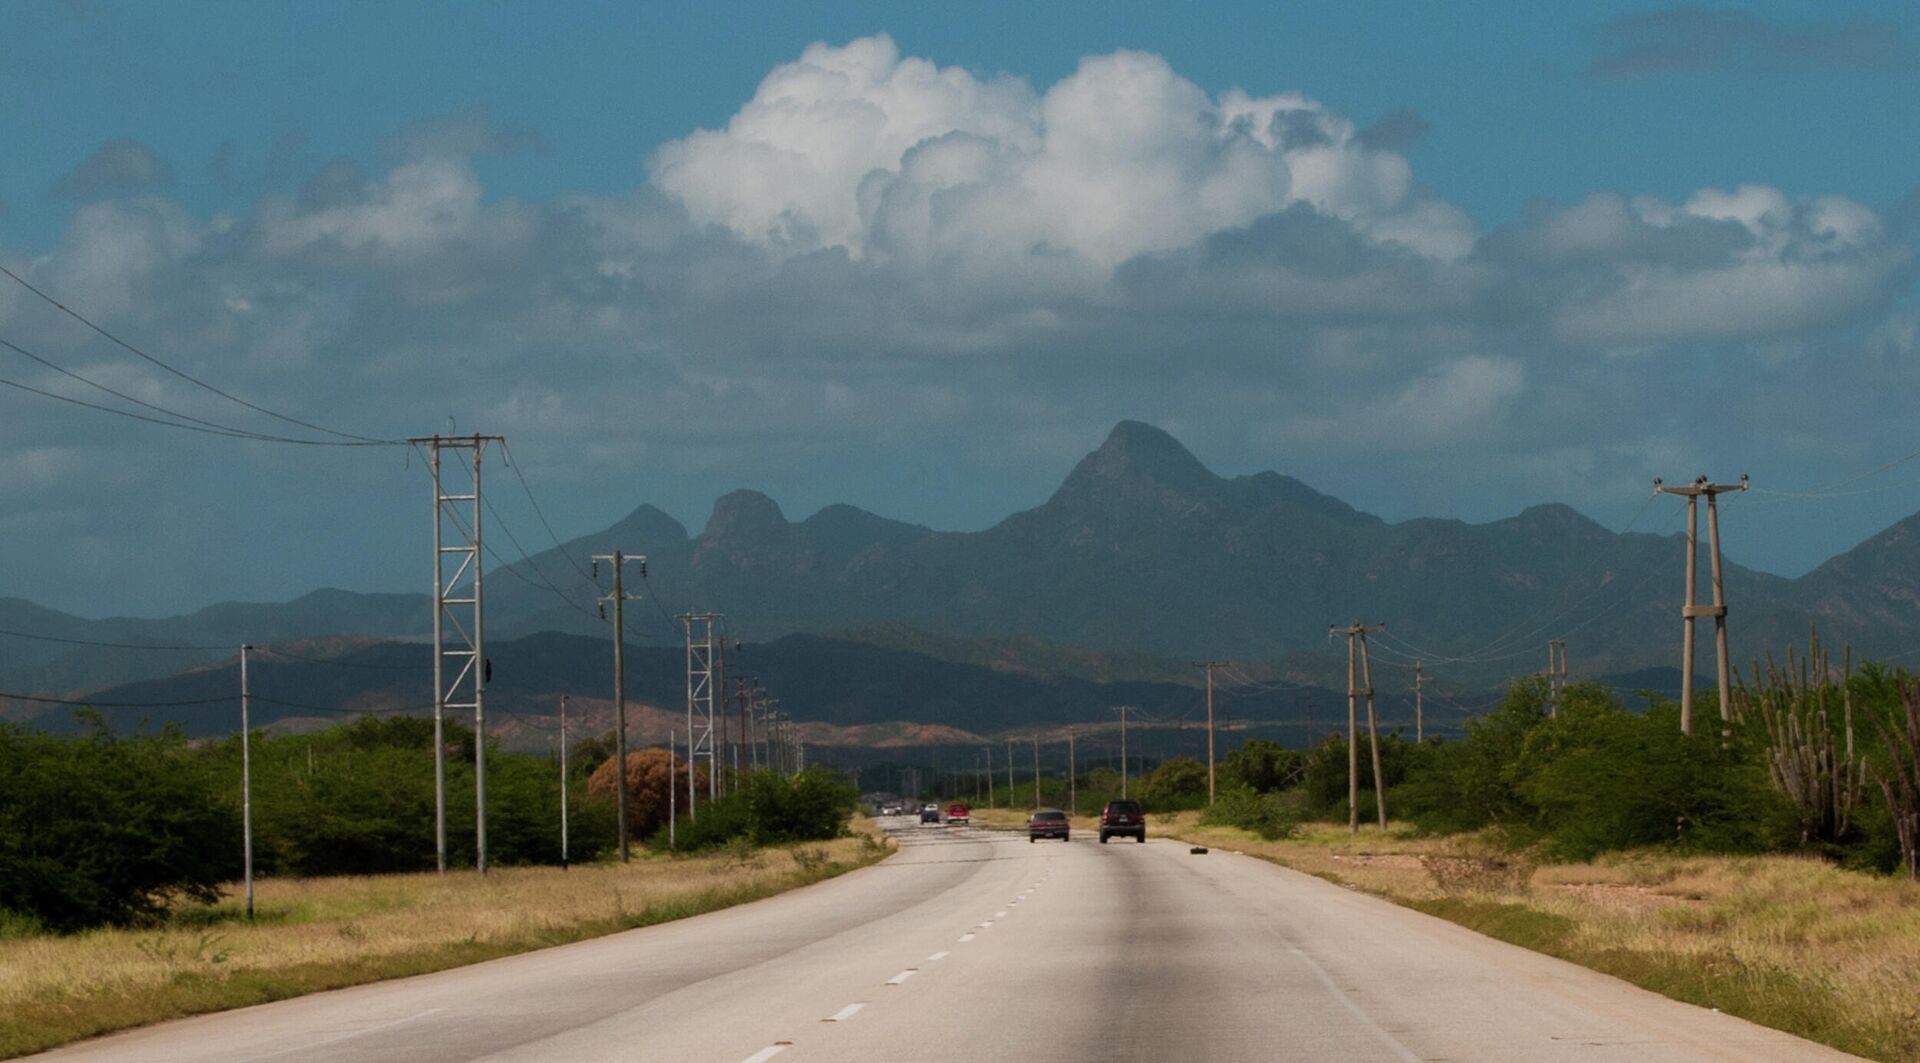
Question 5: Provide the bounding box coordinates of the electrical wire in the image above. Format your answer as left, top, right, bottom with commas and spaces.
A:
0, 262, 400, 445
0, 689, 234, 708
0, 626, 229, 651
500, 441, 595, 584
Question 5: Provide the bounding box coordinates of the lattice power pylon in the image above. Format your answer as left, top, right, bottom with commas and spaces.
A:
412, 433, 504, 874
679, 612, 723, 810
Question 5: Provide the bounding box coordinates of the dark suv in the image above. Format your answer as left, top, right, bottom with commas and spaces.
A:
1099, 799, 1146, 843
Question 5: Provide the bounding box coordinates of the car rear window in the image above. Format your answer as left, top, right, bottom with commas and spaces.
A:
1107, 801, 1142, 814
1033, 811, 1066, 821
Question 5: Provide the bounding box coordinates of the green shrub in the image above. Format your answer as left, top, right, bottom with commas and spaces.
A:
1200, 785, 1300, 840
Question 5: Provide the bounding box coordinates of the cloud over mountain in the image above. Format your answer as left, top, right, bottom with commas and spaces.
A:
0, 35, 1915, 614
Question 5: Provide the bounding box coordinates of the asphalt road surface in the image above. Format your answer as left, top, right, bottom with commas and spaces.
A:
38, 818, 1860, 1062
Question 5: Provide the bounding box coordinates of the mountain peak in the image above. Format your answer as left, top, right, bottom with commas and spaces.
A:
1067, 421, 1221, 496
702, 489, 789, 541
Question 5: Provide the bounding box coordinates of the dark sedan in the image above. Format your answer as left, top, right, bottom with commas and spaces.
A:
1027, 809, 1070, 842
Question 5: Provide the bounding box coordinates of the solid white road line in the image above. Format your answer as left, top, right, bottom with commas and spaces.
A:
824, 1003, 867, 1023
740, 1047, 787, 1063
885, 969, 918, 985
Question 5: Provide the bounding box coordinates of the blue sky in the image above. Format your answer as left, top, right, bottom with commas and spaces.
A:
1, 2, 1918, 615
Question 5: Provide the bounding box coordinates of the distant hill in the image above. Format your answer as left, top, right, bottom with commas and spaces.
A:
8, 421, 1920, 705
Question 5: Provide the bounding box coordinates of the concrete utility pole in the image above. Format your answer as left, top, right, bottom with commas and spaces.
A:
413, 433, 504, 875
1330, 623, 1388, 832
1655, 475, 1749, 735
593, 550, 645, 861
1068, 729, 1077, 814
558, 694, 569, 869
239, 644, 254, 920
1118, 707, 1132, 799
1006, 740, 1015, 804
1195, 661, 1226, 805
1032, 735, 1041, 809
668, 729, 676, 851
1414, 658, 1425, 743
736, 677, 749, 780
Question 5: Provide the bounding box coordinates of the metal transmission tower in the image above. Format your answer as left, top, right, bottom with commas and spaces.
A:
1330, 623, 1388, 833
1543, 640, 1569, 716
593, 550, 645, 861
679, 613, 723, 807
412, 433, 504, 875
1655, 475, 1749, 735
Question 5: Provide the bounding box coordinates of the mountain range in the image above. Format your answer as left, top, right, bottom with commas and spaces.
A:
7, 420, 1919, 734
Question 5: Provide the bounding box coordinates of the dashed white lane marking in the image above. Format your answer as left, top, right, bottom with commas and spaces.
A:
824, 1002, 867, 1023
958, 932, 976, 942
928, 950, 950, 961
885, 969, 918, 985
977, 920, 993, 928
740, 1046, 788, 1063
994, 910, 1008, 918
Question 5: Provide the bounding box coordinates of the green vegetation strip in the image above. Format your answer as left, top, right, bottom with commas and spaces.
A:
0, 847, 887, 1061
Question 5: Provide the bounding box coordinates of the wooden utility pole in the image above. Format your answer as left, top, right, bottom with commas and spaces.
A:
1414, 659, 1424, 743
985, 744, 994, 807
1655, 476, 1748, 735
593, 550, 644, 862
1006, 740, 1015, 805
1195, 661, 1226, 805
1330, 623, 1389, 832
1119, 706, 1131, 799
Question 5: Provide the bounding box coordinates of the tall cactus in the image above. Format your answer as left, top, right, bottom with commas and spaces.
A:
1743, 630, 1863, 846
1875, 683, 1920, 880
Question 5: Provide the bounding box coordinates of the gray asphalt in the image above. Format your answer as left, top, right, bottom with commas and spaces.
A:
36, 818, 1860, 1062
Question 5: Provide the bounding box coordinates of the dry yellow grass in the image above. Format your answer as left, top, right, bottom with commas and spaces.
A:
1166, 814, 1920, 1062
0, 830, 891, 1059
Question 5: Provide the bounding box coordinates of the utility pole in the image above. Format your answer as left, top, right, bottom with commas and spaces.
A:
736, 677, 749, 780
413, 433, 504, 875
1655, 475, 1749, 735
1006, 739, 1015, 805
1068, 729, 1076, 814
1119, 707, 1131, 799
985, 744, 993, 807
593, 550, 645, 862
240, 644, 253, 920
1032, 735, 1041, 809
1330, 623, 1388, 832
714, 633, 729, 795
1542, 640, 1568, 716
668, 728, 676, 851
558, 694, 569, 869
1414, 659, 1425, 743
1195, 661, 1226, 804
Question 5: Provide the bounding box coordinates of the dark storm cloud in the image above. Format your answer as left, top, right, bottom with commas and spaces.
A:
1591, 8, 1910, 79
50, 139, 173, 200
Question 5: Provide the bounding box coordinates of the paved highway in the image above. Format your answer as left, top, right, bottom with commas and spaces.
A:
38, 818, 1859, 1062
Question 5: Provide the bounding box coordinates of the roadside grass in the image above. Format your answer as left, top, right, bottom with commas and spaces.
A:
0, 829, 893, 1060
1166, 813, 1920, 1062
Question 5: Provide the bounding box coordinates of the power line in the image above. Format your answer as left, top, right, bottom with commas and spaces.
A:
0, 262, 399, 445
0, 689, 234, 708
0, 626, 229, 651
500, 441, 595, 584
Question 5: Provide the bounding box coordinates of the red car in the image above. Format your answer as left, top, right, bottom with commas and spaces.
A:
945, 801, 971, 825
1027, 809, 1069, 842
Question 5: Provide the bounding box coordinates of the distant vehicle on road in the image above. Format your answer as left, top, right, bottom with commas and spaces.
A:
945, 801, 971, 825
920, 803, 941, 823
1027, 809, 1069, 842
1099, 799, 1146, 843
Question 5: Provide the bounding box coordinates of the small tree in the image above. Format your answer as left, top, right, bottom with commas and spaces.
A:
587, 748, 705, 841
